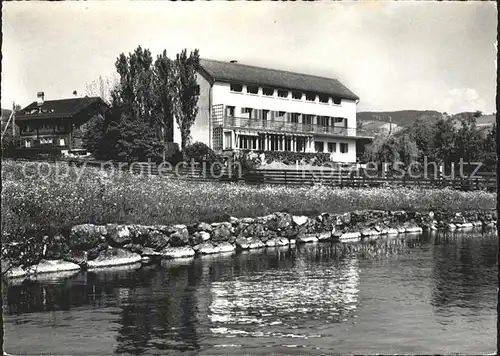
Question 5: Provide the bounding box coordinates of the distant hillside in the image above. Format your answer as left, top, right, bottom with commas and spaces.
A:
357, 110, 443, 128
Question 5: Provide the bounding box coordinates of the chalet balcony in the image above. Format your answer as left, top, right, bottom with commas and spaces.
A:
214, 116, 373, 138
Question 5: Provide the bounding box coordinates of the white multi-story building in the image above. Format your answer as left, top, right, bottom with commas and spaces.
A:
177, 58, 372, 163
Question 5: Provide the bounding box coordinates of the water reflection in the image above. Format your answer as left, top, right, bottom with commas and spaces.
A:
3, 231, 497, 355
207, 245, 360, 339
430, 231, 497, 319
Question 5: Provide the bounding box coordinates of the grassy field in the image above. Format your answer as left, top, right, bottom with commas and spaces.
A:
1, 160, 496, 238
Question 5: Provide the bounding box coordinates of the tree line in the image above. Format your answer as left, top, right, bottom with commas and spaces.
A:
83, 46, 200, 163
362, 111, 497, 173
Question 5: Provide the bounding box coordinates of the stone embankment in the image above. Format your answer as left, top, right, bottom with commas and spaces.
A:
4, 209, 497, 279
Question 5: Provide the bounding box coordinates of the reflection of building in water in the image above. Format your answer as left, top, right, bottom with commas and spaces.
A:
206, 245, 360, 336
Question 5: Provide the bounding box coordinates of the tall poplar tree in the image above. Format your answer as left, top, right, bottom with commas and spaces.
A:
173, 49, 200, 152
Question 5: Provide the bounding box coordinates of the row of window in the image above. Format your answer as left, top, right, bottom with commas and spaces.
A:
226, 106, 347, 126
21, 124, 66, 133
24, 108, 56, 115
23, 137, 66, 148
229, 83, 342, 105
315, 141, 349, 154
224, 132, 349, 154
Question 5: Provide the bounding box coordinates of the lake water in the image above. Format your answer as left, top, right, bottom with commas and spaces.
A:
3, 230, 497, 355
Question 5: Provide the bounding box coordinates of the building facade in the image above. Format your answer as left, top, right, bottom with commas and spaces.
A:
15, 96, 107, 155
184, 59, 372, 163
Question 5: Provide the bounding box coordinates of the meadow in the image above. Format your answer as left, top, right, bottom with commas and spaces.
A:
1, 159, 496, 240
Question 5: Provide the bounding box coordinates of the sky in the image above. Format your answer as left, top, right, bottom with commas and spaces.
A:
2, 1, 497, 114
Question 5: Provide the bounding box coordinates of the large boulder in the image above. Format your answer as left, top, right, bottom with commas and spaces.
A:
107, 224, 132, 246
279, 225, 299, 239
247, 237, 265, 249
5, 259, 81, 279
144, 231, 170, 251
211, 224, 232, 243
292, 215, 308, 226
197, 222, 213, 233
265, 212, 293, 231
265, 237, 290, 247
194, 242, 219, 255
168, 225, 190, 247
68, 224, 107, 250
140, 247, 163, 258
189, 231, 208, 246
87, 248, 142, 269
87, 243, 109, 260
161, 246, 195, 259
241, 222, 269, 240
235, 236, 250, 250
240, 217, 255, 224
217, 242, 236, 253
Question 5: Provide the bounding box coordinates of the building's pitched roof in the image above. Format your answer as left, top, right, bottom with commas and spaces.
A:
199, 58, 359, 101
16, 96, 106, 120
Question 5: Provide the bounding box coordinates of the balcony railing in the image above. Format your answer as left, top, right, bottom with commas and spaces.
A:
214, 116, 372, 138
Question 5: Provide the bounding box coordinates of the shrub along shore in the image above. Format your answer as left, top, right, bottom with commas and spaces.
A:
3, 209, 497, 279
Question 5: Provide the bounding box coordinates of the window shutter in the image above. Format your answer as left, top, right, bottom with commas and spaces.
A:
286, 112, 291, 123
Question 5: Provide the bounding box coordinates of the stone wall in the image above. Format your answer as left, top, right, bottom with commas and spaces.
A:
4, 209, 497, 279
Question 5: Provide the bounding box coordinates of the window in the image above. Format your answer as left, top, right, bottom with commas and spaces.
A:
285, 136, 292, 151
290, 113, 300, 123
40, 138, 53, 145
303, 114, 314, 125
24, 140, 31, 148
319, 94, 329, 103
262, 87, 274, 96
333, 97, 342, 105
230, 83, 243, 92
226, 106, 235, 117
239, 135, 257, 150
328, 142, 336, 153
315, 141, 324, 153
277, 89, 288, 98
318, 116, 330, 126
305, 92, 316, 101
276, 111, 286, 119
55, 124, 65, 131
292, 91, 302, 100
296, 137, 306, 152
333, 117, 347, 128
241, 107, 253, 115
59, 138, 66, 146
247, 85, 259, 94
340, 143, 349, 153
22, 125, 34, 133
224, 131, 232, 149
194, 85, 200, 95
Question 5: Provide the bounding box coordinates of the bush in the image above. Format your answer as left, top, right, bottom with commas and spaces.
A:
184, 141, 221, 164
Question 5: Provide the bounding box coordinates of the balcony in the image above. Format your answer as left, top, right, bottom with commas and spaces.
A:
213, 116, 373, 138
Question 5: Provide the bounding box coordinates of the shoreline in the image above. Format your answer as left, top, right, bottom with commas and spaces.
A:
3, 209, 497, 280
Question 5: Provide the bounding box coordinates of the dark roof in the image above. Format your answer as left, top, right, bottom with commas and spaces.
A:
199, 58, 359, 101
16, 96, 106, 120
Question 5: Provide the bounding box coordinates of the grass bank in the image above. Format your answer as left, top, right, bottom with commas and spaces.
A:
1, 160, 496, 238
